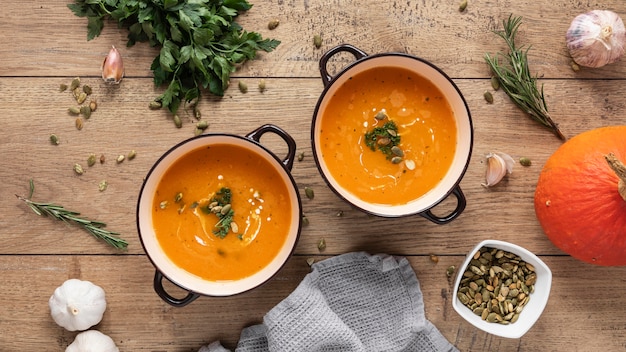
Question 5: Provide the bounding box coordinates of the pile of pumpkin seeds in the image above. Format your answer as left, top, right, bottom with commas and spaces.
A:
457, 246, 537, 324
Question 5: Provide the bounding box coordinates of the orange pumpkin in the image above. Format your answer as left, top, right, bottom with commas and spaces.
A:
534, 126, 626, 266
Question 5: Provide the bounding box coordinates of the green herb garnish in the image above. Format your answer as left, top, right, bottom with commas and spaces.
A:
484, 14, 565, 140
68, 0, 281, 115
16, 180, 128, 250
364, 121, 401, 160
201, 187, 235, 238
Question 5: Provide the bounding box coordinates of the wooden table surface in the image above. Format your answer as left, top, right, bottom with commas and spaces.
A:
2, 1, 626, 351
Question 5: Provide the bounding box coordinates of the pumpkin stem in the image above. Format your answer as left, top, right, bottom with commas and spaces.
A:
604, 153, 626, 201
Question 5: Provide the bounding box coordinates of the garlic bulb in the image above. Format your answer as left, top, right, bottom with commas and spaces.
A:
101, 45, 124, 84
482, 152, 514, 187
566, 10, 626, 68
49, 279, 107, 331
66, 330, 119, 352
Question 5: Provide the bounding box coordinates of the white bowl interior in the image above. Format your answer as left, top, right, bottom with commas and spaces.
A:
452, 240, 552, 339
137, 135, 301, 296
313, 54, 472, 217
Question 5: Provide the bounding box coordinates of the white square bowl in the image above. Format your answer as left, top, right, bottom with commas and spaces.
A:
452, 239, 552, 338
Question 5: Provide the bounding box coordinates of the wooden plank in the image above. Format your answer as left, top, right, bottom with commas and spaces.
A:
1, 1, 626, 79
1, 255, 625, 351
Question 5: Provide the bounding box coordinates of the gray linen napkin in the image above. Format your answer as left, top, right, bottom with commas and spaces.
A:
200, 252, 458, 352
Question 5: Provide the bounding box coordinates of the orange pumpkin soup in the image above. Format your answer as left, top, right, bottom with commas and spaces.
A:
319, 66, 457, 205
152, 143, 292, 281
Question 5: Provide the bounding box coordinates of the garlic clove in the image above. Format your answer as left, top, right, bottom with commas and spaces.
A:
101, 45, 124, 84
566, 10, 626, 68
482, 152, 514, 187
497, 152, 515, 174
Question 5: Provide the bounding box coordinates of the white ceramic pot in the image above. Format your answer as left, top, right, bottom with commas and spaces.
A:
311, 44, 473, 224
136, 125, 302, 306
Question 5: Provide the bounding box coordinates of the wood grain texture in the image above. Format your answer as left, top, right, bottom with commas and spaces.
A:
2, 0, 626, 351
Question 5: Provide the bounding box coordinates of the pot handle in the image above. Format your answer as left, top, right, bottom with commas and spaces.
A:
246, 124, 297, 171
419, 185, 466, 225
319, 44, 368, 87
153, 270, 200, 307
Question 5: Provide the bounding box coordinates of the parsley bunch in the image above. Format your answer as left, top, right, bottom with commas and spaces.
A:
364, 121, 401, 159
68, 0, 280, 114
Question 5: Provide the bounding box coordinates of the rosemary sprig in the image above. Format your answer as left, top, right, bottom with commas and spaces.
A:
485, 15, 566, 141
15, 180, 128, 250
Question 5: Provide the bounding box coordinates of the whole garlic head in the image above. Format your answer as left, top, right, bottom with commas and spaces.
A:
49, 279, 107, 331
66, 330, 119, 352
566, 10, 626, 68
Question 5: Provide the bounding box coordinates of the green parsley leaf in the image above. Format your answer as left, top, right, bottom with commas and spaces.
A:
364, 121, 402, 160
69, 0, 280, 116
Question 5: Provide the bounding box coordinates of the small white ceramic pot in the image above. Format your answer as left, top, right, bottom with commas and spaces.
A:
311, 44, 473, 224
136, 125, 302, 306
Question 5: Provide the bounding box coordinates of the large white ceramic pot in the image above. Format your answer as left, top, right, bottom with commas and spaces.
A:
311, 44, 473, 224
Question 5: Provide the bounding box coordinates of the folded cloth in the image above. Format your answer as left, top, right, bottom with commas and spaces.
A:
199, 252, 458, 352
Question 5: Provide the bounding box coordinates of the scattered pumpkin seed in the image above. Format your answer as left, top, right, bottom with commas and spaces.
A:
127, 150, 137, 160
73, 163, 84, 175
306, 258, 315, 266
305, 186, 314, 199
238, 81, 248, 93
50, 134, 60, 145
268, 19, 280, 30
76, 92, 87, 104
70, 77, 80, 91
297, 152, 305, 162
490, 76, 500, 91
258, 79, 266, 92
59, 83, 68, 92
302, 215, 309, 226
82, 85, 92, 95
149, 100, 163, 110
73, 88, 81, 100
99, 180, 108, 192
75, 118, 84, 130
336, 210, 344, 217
313, 34, 322, 49
80, 105, 91, 119
87, 154, 97, 167
519, 157, 532, 167
116, 154, 125, 164
173, 114, 182, 128
194, 127, 203, 136
196, 120, 209, 130
317, 238, 326, 251
571, 62, 580, 72
89, 99, 97, 112
484, 91, 494, 104
430, 254, 440, 263
446, 265, 456, 278
459, 0, 467, 12
100, 154, 106, 164
68, 106, 81, 115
